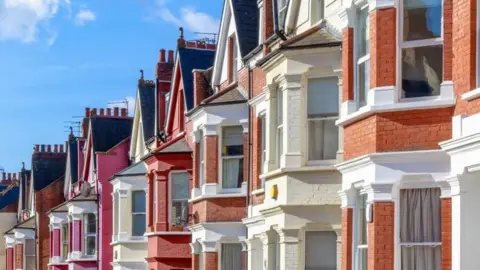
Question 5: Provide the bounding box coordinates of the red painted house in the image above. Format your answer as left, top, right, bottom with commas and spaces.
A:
144, 32, 215, 270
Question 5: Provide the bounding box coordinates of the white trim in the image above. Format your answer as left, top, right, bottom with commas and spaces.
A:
189, 190, 247, 203
461, 88, 480, 101
368, 0, 395, 11
144, 231, 191, 237
251, 188, 265, 196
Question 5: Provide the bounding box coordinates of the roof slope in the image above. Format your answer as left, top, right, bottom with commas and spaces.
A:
178, 47, 216, 110
32, 154, 67, 191
0, 186, 19, 211
138, 85, 156, 141
90, 117, 133, 152
68, 138, 79, 184
231, 0, 259, 57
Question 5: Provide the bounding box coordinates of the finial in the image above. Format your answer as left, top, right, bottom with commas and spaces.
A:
140, 69, 144, 80
179, 27, 184, 39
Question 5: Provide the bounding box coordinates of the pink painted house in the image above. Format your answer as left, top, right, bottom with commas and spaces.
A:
48, 107, 133, 270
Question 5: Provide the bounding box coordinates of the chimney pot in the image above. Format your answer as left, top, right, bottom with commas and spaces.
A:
34, 144, 40, 152
60, 144, 64, 153
114, 107, 119, 116
160, 49, 166, 63
47, 145, 52, 152
121, 108, 128, 117
99, 108, 105, 116
41, 145, 46, 152
106, 108, 112, 116
2, 172, 5, 181
85, 107, 90, 117
7, 173, 11, 180
54, 144, 58, 153
91, 108, 97, 116
17, 172, 20, 180
168, 50, 174, 63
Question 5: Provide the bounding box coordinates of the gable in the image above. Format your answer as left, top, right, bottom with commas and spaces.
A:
130, 94, 144, 161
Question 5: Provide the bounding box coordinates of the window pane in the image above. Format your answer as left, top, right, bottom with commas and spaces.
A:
84, 237, 96, 256
259, 6, 264, 44
358, 60, 369, 106
357, 194, 368, 246
25, 239, 35, 255
402, 45, 442, 98
307, 77, 339, 117
222, 158, 243, 189
132, 214, 146, 236
308, 119, 338, 160
357, 247, 368, 270
400, 188, 441, 243
277, 88, 283, 125
132, 190, 146, 213
357, 8, 369, 57
305, 231, 337, 270
222, 126, 244, 156
172, 172, 189, 200
171, 200, 188, 225
403, 0, 442, 41
84, 213, 96, 234
401, 246, 441, 270
221, 243, 243, 270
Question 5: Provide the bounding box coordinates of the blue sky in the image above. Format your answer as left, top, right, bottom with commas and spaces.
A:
0, 0, 222, 173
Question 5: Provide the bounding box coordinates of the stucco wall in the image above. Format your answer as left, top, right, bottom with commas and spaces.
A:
0, 213, 17, 269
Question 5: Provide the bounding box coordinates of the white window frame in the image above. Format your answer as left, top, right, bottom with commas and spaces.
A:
277, 0, 288, 28
354, 2, 370, 109
232, 35, 238, 82
302, 229, 338, 270
353, 191, 368, 270
397, 0, 444, 101
219, 125, 244, 192
259, 113, 266, 188
276, 87, 283, 168
198, 130, 205, 189
83, 213, 96, 257
113, 191, 119, 241
259, 3, 265, 45
61, 223, 69, 260
315, 0, 325, 22
168, 171, 190, 227
24, 238, 35, 270
131, 190, 146, 237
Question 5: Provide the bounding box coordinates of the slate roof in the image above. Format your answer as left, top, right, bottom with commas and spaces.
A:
279, 20, 342, 49
32, 154, 67, 191
178, 47, 216, 111
20, 169, 30, 210
158, 137, 192, 153
0, 186, 19, 211
204, 86, 247, 105
68, 138, 79, 185
90, 117, 133, 152
112, 161, 147, 179
231, 0, 259, 57
138, 85, 156, 141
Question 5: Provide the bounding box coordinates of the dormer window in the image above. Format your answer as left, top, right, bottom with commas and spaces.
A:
277, 0, 288, 28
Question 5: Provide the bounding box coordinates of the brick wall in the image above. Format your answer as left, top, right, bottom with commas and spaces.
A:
370, 8, 396, 88
342, 28, 354, 102
35, 179, 65, 270
193, 197, 247, 223
344, 108, 452, 160
341, 208, 352, 270
441, 198, 452, 270
14, 244, 22, 270
368, 202, 394, 270
251, 67, 266, 98
204, 136, 218, 184
203, 252, 218, 270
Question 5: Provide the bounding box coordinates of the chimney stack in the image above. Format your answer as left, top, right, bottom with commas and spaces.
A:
47, 145, 52, 152
177, 27, 186, 48
2, 172, 5, 181
168, 50, 174, 63
91, 108, 97, 116
114, 107, 119, 116
54, 144, 58, 153
107, 108, 112, 116
99, 108, 105, 116
34, 145, 40, 152
7, 173, 11, 180
121, 108, 128, 117
160, 49, 166, 63
41, 145, 46, 152
60, 144, 64, 153
85, 107, 90, 117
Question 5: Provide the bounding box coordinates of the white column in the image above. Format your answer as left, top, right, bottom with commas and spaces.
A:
259, 232, 275, 270
117, 189, 129, 241
334, 69, 344, 162
265, 84, 278, 172
275, 228, 300, 270
449, 173, 480, 270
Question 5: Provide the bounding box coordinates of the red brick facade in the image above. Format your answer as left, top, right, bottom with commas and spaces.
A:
341, 208, 352, 270
441, 198, 452, 270
203, 252, 218, 270
368, 202, 394, 270
342, 28, 354, 102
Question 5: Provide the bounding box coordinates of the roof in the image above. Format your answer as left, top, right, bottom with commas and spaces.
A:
90, 117, 133, 152
231, 0, 259, 57
0, 186, 19, 211
178, 47, 216, 110
203, 84, 247, 105
68, 138, 79, 185
157, 137, 192, 153
5, 216, 35, 234
279, 20, 341, 50
32, 154, 67, 191
138, 84, 156, 141
110, 161, 147, 181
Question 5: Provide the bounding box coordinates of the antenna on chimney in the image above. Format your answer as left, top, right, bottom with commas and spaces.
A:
64, 121, 81, 136
108, 99, 130, 116
193, 32, 218, 44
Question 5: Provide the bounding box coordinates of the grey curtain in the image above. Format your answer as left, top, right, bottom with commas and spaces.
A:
221, 243, 242, 270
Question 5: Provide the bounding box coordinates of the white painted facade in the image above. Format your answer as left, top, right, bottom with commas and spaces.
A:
0, 213, 19, 268
243, 1, 344, 269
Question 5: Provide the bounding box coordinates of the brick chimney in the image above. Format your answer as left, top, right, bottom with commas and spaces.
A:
193, 69, 209, 106
168, 50, 174, 63
178, 27, 186, 48
156, 47, 175, 132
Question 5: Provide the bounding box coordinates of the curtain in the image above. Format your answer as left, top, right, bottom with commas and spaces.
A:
222, 158, 241, 189
305, 231, 337, 270
400, 188, 441, 270
221, 243, 242, 270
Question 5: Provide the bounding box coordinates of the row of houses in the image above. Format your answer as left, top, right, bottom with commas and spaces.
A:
0, 0, 479, 269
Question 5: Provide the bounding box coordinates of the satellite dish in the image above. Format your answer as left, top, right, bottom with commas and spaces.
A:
81, 181, 92, 197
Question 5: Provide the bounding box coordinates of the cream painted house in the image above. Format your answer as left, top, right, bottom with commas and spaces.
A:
243, 0, 345, 269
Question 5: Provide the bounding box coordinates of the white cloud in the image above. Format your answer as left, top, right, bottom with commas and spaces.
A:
0, 0, 69, 43
75, 9, 95, 25
150, 0, 219, 34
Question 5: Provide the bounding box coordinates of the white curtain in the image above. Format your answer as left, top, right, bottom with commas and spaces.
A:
400, 188, 441, 270
221, 243, 242, 270
222, 158, 241, 189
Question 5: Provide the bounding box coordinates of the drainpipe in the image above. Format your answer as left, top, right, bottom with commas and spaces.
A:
244, 65, 254, 270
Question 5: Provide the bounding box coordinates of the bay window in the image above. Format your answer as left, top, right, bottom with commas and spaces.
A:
221, 243, 242, 270
400, 188, 441, 269
199, 130, 204, 188
277, 0, 288, 28
25, 239, 35, 270
221, 126, 244, 189
170, 172, 189, 226
355, 193, 368, 270
276, 87, 283, 168
356, 5, 369, 107
132, 190, 146, 237
307, 77, 339, 161
83, 213, 96, 256
62, 223, 68, 260
400, 0, 443, 98
304, 231, 337, 270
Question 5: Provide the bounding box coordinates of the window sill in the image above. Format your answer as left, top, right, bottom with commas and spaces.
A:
260, 164, 338, 180
144, 231, 191, 237
110, 237, 147, 245
188, 191, 247, 203
337, 97, 455, 127
251, 188, 265, 195
462, 87, 480, 101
